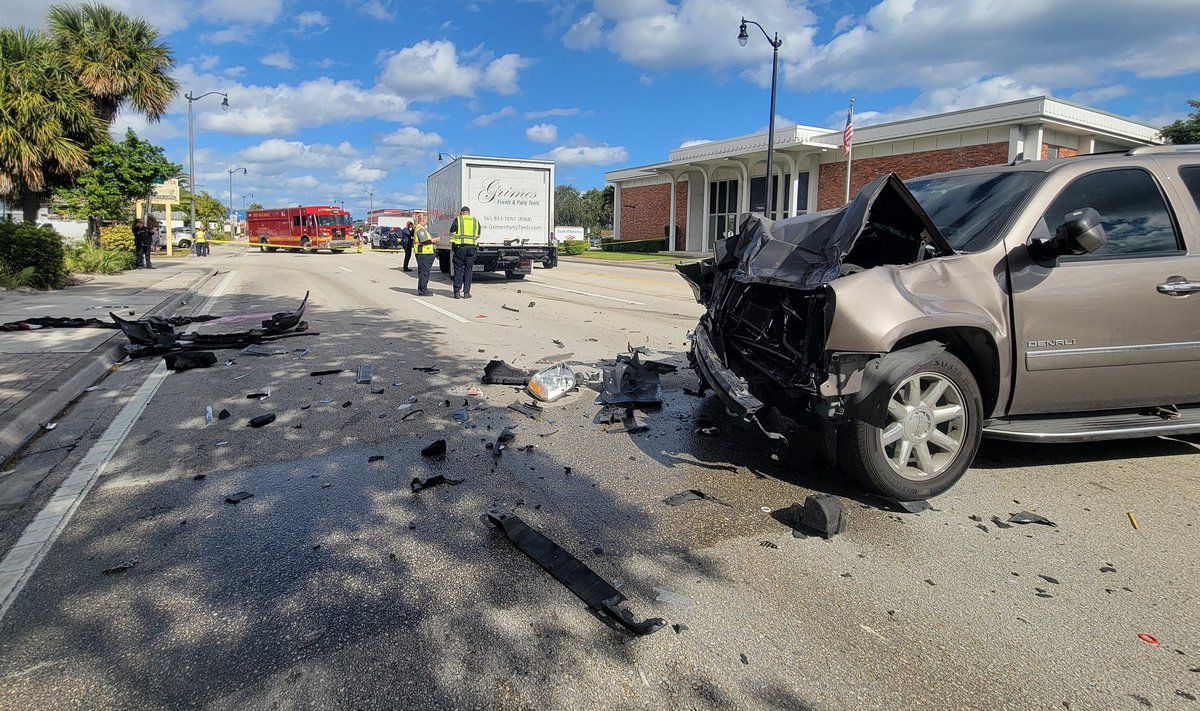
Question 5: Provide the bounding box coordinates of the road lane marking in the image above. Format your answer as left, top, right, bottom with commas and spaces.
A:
0, 271, 236, 622
338, 266, 352, 273
409, 298, 469, 323
523, 280, 645, 305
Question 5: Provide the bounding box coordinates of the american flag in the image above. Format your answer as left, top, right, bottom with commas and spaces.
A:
842, 107, 854, 156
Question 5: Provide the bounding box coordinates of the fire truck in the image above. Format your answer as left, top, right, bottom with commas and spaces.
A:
246, 205, 356, 253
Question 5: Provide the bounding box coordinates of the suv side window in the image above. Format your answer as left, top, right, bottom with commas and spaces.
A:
1040, 168, 1181, 257
1180, 166, 1200, 211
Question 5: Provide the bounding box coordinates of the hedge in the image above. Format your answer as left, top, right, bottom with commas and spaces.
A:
100, 224, 136, 252
559, 239, 589, 255
0, 221, 67, 289
600, 237, 667, 253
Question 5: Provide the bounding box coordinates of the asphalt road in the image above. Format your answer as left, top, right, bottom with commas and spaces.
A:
0, 250, 1197, 710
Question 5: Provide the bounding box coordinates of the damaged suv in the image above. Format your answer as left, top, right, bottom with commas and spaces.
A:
679, 146, 1200, 500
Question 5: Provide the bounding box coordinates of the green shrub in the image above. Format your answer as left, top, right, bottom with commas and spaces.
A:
65, 243, 136, 274
560, 240, 589, 255
0, 265, 37, 289
0, 221, 67, 289
600, 237, 667, 253
100, 224, 136, 252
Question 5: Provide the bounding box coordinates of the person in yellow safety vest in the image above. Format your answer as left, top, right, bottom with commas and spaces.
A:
449, 205, 481, 299
195, 225, 208, 257
414, 214, 435, 296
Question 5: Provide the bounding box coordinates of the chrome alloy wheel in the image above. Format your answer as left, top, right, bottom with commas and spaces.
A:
877, 371, 967, 481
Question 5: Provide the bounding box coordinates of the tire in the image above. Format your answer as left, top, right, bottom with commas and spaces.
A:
258, 238, 268, 253
178, 239, 191, 249
837, 349, 982, 500
300, 237, 312, 254
438, 252, 450, 274
505, 271, 526, 280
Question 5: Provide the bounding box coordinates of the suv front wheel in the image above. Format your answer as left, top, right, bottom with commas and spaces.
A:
838, 350, 982, 501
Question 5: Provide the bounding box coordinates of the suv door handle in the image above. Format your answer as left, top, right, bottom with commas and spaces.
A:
1157, 276, 1200, 296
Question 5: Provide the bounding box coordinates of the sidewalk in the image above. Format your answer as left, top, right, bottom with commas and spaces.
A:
0, 260, 216, 464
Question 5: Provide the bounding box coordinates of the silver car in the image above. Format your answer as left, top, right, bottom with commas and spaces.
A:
679, 145, 1200, 500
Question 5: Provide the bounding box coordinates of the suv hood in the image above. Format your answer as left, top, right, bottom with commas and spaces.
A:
679, 173, 953, 299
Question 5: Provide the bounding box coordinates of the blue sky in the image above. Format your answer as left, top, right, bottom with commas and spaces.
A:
7, 0, 1200, 218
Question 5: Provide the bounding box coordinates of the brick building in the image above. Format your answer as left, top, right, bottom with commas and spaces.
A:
605, 96, 1161, 252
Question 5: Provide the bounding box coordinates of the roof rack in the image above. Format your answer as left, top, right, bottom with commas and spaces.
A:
1127, 144, 1200, 155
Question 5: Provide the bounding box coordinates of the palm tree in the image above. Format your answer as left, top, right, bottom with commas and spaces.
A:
0, 28, 105, 223
48, 3, 178, 124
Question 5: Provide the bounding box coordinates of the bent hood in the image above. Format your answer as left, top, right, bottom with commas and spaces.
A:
679, 173, 953, 298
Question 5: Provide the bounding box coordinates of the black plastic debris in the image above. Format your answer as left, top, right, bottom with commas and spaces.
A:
371, 388, 384, 394
527, 301, 536, 308
608, 409, 648, 434
673, 623, 688, 634
501, 304, 520, 313
1038, 574, 1060, 585
740, 653, 750, 665
309, 369, 343, 377
482, 359, 531, 385
261, 291, 309, 333
356, 364, 373, 384
759, 540, 778, 549
193, 474, 206, 481
486, 509, 665, 635
1008, 511, 1057, 527
102, 559, 138, 575
508, 400, 544, 419
487, 427, 516, 458
420, 439, 447, 460
413, 366, 440, 373
342, 401, 352, 408
552, 339, 565, 348
1100, 565, 1117, 573
3, 315, 115, 331
164, 351, 218, 371
400, 408, 423, 421
663, 489, 731, 508
247, 414, 276, 428
597, 405, 628, 424
599, 348, 664, 406
225, 491, 254, 503
694, 426, 719, 436
218, 409, 231, 420
368, 455, 385, 463
642, 359, 678, 374
246, 392, 269, 400
990, 515, 1013, 529
411, 472, 461, 492
242, 344, 283, 357
801, 495, 846, 538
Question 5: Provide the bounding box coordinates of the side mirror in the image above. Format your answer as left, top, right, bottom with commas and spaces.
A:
1030, 207, 1106, 261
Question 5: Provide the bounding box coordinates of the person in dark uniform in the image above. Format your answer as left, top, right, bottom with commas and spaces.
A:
401, 221, 414, 271
414, 214, 435, 296
133, 218, 153, 268
449, 206, 480, 299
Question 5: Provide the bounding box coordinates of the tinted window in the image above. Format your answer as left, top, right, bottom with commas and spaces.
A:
292, 216, 301, 227
1042, 168, 1180, 256
907, 172, 1043, 252
1180, 166, 1200, 211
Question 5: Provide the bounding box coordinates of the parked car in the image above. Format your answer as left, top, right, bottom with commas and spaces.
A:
678, 145, 1200, 500
171, 229, 193, 249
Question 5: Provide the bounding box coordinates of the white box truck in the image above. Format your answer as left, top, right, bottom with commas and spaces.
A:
427, 156, 555, 279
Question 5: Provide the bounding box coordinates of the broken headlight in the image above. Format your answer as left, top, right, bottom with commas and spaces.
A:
526, 363, 577, 402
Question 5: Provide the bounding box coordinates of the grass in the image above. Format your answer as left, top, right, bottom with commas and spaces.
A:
568, 250, 677, 262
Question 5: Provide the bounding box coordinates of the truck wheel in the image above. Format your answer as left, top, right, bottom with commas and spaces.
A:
258, 238, 269, 253
179, 239, 191, 249
300, 237, 312, 254
438, 252, 450, 274
504, 271, 526, 280
837, 350, 982, 501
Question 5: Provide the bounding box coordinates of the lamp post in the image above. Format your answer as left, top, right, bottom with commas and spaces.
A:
242, 193, 253, 211
186, 91, 228, 237
365, 187, 374, 213
437, 152, 460, 162
738, 17, 782, 219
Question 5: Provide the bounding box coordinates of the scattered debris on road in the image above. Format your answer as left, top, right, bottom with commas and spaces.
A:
217, 409, 231, 420
663, 489, 731, 508
1008, 511, 1058, 527
411, 472, 461, 492
413, 366, 440, 373
527, 363, 578, 402
1127, 512, 1140, 529
451, 408, 470, 422
501, 304, 520, 313
245, 392, 269, 400
599, 348, 664, 406
775, 495, 847, 539
241, 344, 285, 357
482, 359, 532, 385
508, 401, 544, 419
164, 352, 218, 371
225, 491, 254, 504
420, 439, 447, 460
488, 427, 517, 457
368, 455, 385, 463
486, 508, 665, 635
356, 364, 374, 384
102, 559, 139, 575
247, 414, 276, 428
310, 369, 343, 377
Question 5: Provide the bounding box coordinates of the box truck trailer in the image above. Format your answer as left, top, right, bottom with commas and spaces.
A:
427, 156, 555, 280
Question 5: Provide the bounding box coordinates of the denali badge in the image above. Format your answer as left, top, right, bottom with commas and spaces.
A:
1028, 339, 1077, 348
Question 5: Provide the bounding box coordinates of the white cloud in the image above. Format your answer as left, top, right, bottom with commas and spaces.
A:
379, 127, 443, 149
537, 136, 628, 166
526, 123, 558, 144
524, 107, 583, 119
196, 55, 221, 71
260, 51, 295, 69
639, 74, 653, 86
338, 160, 387, 183
563, 11, 604, 50
200, 0, 282, 24
678, 139, 713, 148
378, 40, 533, 101
469, 106, 516, 128
296, 10, 328, 28
360, 0, 395, 21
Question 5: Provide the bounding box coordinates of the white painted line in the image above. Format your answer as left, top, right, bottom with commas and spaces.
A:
338, 266, 352, 273
0, 271, 236, 622
524, 280, 645, 306
409, 298, 469, 323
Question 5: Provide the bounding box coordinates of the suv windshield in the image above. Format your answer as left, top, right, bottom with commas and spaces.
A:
906, 171, 1044, 252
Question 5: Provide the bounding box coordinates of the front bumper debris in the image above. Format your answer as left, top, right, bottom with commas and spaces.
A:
487, 509, 665, 635
691, 325, 788, 445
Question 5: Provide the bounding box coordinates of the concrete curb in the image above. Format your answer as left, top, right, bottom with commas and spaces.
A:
557, 256, 699, 272
0, 268, 217, 465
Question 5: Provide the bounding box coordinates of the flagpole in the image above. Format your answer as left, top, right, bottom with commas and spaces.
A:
844, 98, 855, 204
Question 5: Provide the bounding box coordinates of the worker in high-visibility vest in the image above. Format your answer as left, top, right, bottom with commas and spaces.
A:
414, 214, 435, 296
448, 205, 480, 299
195, 225, 208, 257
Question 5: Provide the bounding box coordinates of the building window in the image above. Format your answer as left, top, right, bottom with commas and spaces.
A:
708, 179, 739, 249
749, 174, 791, 220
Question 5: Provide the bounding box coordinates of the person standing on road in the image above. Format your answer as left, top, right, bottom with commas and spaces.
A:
133, 218, 153, 269
449, 205, 480, 299
401, 221, 414, 272
414, 214, 435, 296
195, 224, 208, 257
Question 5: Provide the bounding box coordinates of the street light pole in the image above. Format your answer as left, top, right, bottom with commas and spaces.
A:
242, 193, 253, 211
185, 90, 228, 237
227, 167, 246, 234
738, 18, 782, 219
365, 188, 374, 213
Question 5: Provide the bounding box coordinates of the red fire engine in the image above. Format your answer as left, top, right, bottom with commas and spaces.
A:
246, 205, 356, 253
